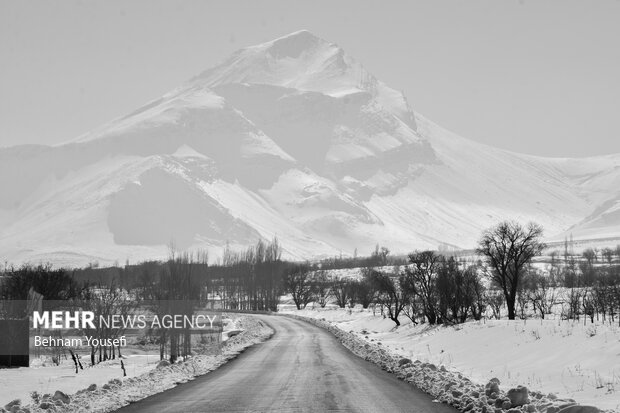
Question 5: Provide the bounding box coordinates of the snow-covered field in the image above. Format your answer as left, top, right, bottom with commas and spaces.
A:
282, 307, 620, 412
0, 316, 273, 413
0, 353, 159, 409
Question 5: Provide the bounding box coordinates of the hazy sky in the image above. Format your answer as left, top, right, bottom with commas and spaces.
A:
1, 0, 619, 157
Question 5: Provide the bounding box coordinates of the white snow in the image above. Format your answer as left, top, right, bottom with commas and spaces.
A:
284, 308, 620, 412
0, 354, 160, 407
0, 316, 273, 413
172, 144, 211, 160
1, 29, 620, 266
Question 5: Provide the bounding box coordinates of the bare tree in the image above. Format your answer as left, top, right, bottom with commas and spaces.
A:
547, 251, 562, 286
562, 287, 582, 320
330, 278, 353, 308
477, 221, 546, 320
82, 281, 136, 364
402, 251, 441, 324
312, 271, 331, 308
370, 245, 391, 266
488, 291, 504, 319
528, 271, 557, 319
602, 248, 614, 265
285, 264, 314, 310
368, 268, 410, 326
581, 288, 596, 324
352, 275, 376, 309
436, 258, 484, 324
581, 248, 598, 286
469, 265, 488, 320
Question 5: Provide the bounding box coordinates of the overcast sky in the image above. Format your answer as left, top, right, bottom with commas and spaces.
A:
1, 0, 619, 157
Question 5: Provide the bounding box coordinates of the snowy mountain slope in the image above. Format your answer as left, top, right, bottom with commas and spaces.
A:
190, 30, 417, 130
1, 30, 619, 266
563, 191, 620, 240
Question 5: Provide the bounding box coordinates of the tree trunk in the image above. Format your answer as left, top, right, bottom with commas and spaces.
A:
506, 296, 516, 320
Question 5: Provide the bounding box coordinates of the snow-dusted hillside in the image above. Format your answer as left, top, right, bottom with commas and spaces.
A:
1, 30, 619, 267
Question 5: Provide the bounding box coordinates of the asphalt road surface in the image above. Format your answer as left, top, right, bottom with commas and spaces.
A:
117, 315, 458, 412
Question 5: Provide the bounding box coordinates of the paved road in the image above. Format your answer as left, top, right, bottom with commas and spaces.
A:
117, 315, 457, 412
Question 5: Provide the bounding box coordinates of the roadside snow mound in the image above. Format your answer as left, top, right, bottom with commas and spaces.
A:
286, 314, 609, 413
15, 316, 273, 413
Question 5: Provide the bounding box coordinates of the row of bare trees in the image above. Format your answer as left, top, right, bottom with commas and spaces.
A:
514, 261, 620, 324
280, 221, 567, 326
282, 250, 487, 326
368, 253, 487, 326
201, 238, 284, 311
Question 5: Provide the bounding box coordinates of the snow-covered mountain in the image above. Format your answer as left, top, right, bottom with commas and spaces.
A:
1, 30, 619, 267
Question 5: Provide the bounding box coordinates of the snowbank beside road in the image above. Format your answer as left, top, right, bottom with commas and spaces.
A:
1, 316, 273, 413
283, 309, 619, 413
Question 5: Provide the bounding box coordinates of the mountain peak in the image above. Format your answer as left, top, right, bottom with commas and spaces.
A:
190, 30, 367, 96
4, 31, 620, 267
275, 29, 317, 38
261, 30, 328, 59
